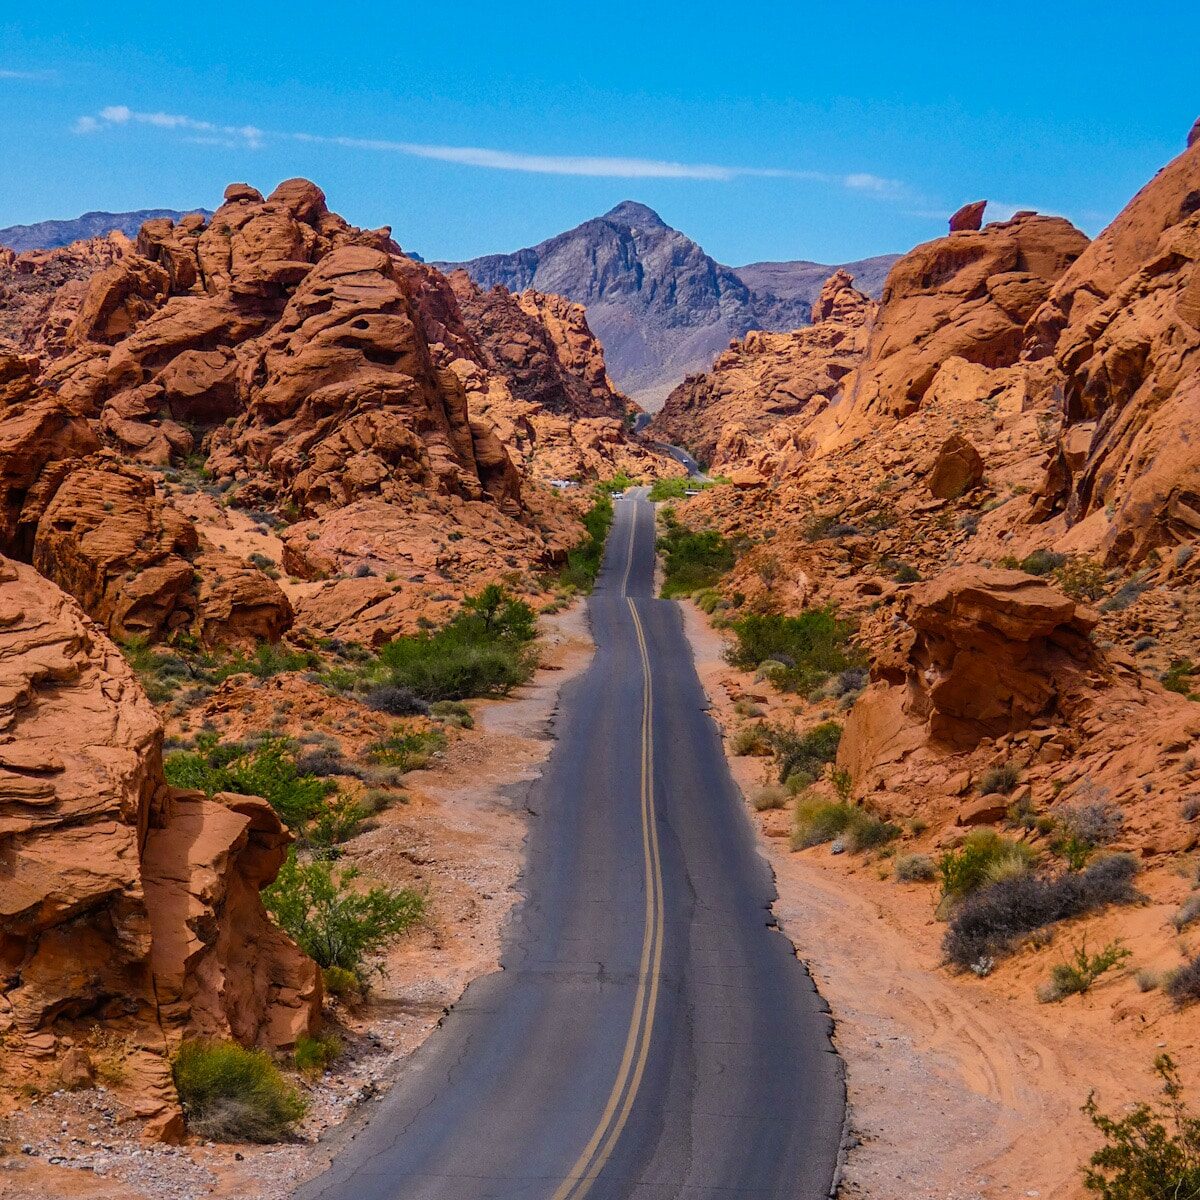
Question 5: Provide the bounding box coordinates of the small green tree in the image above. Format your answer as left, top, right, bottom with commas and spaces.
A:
263, 853, 425, 979
1082, 1055, 1200, 1199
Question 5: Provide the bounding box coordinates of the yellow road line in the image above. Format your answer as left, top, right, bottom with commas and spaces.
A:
550, 504, 664, 1200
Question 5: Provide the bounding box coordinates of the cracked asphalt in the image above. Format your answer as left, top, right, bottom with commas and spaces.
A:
293, 492, 844, 1200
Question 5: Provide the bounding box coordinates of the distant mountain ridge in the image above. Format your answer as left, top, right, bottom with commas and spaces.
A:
440, 201, 898, 408
0, 208, 211, 253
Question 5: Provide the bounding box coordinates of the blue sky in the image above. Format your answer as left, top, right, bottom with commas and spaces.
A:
1, 1, 1196, 265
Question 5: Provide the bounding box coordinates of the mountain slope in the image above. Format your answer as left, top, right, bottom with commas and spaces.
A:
441, 201, 898, 408
0, 208, 211, 252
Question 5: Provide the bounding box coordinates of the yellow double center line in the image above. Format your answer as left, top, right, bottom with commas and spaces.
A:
550, 502, 665, 1200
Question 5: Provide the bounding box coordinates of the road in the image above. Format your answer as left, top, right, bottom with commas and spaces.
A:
295, 491, 844, 1200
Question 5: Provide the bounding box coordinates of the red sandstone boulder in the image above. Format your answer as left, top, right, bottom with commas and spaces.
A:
949, 201, 988, 232
927, 432, 985, 499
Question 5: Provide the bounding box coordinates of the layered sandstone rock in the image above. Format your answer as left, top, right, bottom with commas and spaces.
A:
0, 557, 316, 1135
1027, 135, 1200, 563
650, 269, 876, 464
840, 213, 1088, 425
447, 272, 679, 483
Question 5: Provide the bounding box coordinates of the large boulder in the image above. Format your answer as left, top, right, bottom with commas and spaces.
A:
0, 555, 317, 1135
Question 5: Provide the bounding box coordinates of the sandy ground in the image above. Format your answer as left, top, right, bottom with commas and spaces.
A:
680, 601, 1198, 1200
0, 602, 594, 1200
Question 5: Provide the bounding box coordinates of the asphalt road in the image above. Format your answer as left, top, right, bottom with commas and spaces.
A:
295, 491, 844, 1200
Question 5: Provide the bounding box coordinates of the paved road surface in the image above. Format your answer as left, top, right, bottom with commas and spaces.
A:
295, 491, 843, 1200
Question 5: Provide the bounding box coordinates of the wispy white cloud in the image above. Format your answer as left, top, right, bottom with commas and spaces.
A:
72, 104, 908, 198
0, 67, 56, 81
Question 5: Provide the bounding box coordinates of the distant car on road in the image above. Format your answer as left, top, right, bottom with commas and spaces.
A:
612, 491, 625, 499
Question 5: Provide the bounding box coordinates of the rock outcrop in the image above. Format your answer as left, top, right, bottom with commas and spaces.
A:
650, 269, 876, 464
841, 213, 1089, 424
0, 556, 317, 1136
1027, 134, 1200, 563
949, 201, 987, 233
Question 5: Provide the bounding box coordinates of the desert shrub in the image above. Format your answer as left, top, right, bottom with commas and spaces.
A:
978, 763, 1021, 796
263, 853, 425, 979
164, 736, 331, 830
1053, 800, 1125, 868
1019, 549, 1067, 576
293, 1033, 341, 1078
1135, 970, 1159, 993
845, 811, 901, 852
895, 853, 938, 883
365, 685, 431, 716
892, 562, 922, 584
791, 798, 896, 853
729, 725, 770, 756
938, 830, 1037, 901
121, 636, 190, 703
784, 770, 815, 795
1164, 956, 1200, 1008
213, 643, 316, 682
365, 728, 446, 772
1183, 797, 1200, 822
658, 514, 735, 597
1172, 894, 1200, 932
725, 608, 859, 695
1052, 555, 1108, 602
792, 798, 856, 849
1039, 939, 1132, 1002
1081, 1054, 1200, 1199
803, 514, 860, 542
172, 1040, 306, 1143
374, 589, 537, 701
558, 490, 614, 592
430, 700, 474, 728
1100, 575, 1151, 613
321, 966, 361, 1000
305, 794, 370, 852
764, 720, 842, 784
944, 854, 1141, 969
293, 747, 356, 778
1162, 659, 1198, 699
752, 785, 788, 811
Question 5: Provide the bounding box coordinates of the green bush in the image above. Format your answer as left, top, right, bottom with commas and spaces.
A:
1081, 1054, 1200, 1199
938, 830, 1038, 901
1165, 955, 1200, 1008
305, 794, 370, 852
430, 699, 474, 729
293, 1032, 341, 1078
321, 965, 361, 1000
213, 643, 317, 682
372, 589, 538, 701
729, 725, 770, 756
365, 728, 446, 772
558, 491, 614, 592
791, 797, 897, 853
172, 1039, 306, 1142
1039, 939, 1132, 1002
764, 720, 842, 784
657, 509, 736, 597
164, 735, 331, 830
978, 763, 1021, 796
263, 853, 425, 980
725, 607, 859, 695
647, 476, 725, 501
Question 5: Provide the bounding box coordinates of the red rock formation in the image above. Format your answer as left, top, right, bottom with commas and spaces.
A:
0, 556, 317, 1136
948, 201, 987, 233
650, 269, 876, 464
927, 432, 985, 499
1026, 135, 1200, 563
840, 213, 1088, 424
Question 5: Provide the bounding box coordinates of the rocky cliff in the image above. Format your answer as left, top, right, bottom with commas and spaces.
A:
443, 201, 897, 407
